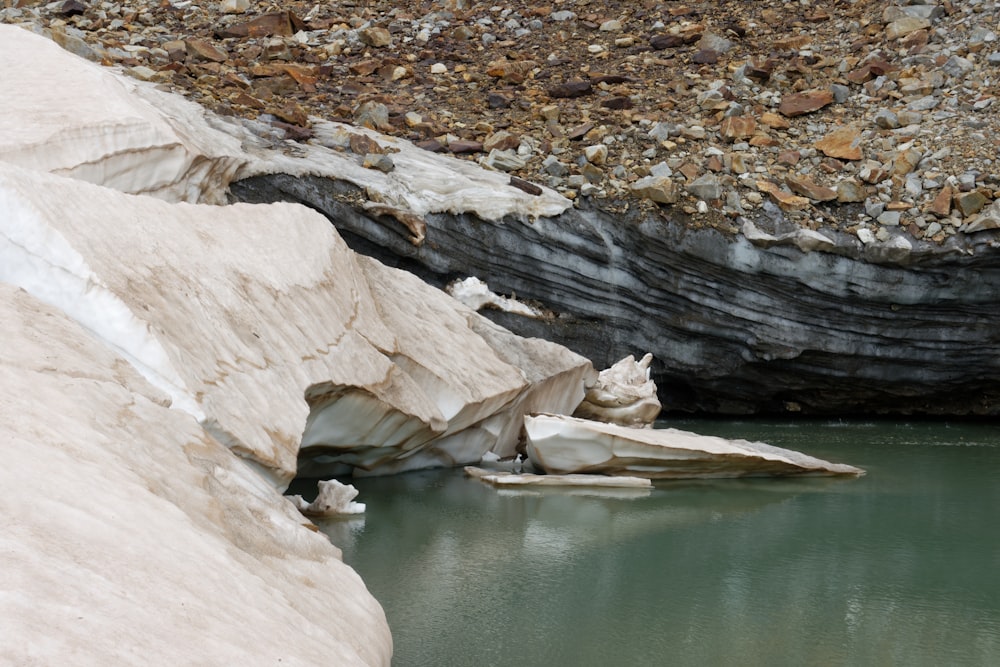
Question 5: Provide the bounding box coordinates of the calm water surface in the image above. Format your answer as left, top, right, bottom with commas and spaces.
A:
304, 420, 1000, 666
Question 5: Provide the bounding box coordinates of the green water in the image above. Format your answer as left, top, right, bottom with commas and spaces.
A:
305, 421, 1000, 666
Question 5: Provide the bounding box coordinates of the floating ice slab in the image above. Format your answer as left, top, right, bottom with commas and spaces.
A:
526, 414, 865, 478
465, 466, 652, 488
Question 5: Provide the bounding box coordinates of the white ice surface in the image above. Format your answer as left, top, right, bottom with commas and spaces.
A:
526, 414, 865, 478
0, 168, 203, 419
0, 284, 391, 666
446, 276, 546, 318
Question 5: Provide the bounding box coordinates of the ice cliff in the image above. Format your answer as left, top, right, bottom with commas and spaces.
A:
0, 25, 596, 664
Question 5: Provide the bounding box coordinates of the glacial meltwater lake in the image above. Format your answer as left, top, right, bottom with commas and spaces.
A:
299, 420, 1000, 666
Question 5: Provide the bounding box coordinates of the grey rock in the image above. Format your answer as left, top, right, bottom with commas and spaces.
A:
969, 27, 997, 45
830, 84, 851, 104
631, 175, 679, 204
964, 201, 1000, 233
362, 153, 395, 173
698, 31, 733, 54
874, 109, 900, 129
943, 55, 974, 78
542, 155, 569, 177
686, 174, 722, 201
484, 149, 527, 172
883, 5, 943, 21
837, 180, 867, 203
865, 200, 886, 218
354, 101, 391, 131
648, 122, 680, 142
877, 210, 902, 226
649, 161, 673, 178
550, 10, 575, 21
907, 96, 939, 111
865, 235, 912, 264
958, 171, 979, 191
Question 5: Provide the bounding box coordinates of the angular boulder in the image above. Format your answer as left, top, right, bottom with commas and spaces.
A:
525, 414, 864, 478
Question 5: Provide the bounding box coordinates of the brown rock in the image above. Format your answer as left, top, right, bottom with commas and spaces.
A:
746, 60, 777, 82
692, 49, 719, 64
815, 126, 863, 161
271, 101, 308, 126
566, 122, 595, 140
509, 177, 542, 196
448, 139, 484, 154
777, 150, 801, 166
927, 186, 952, 217
650, 34, 686, 49
360, 27, 392, 48
650, 26, 702, 50
749, 135, 779, 148
819, 158, 846, 173
58, 0, 86, 16
859, 164, 890, 184
349, 134, 384, 155
487, 93, 512, 109
349, 59, 380, 76
846, 57, 898, 84
483, 131, 520, 152
215, 11, 306, 38
757, 181, 811, 211
272, 120, 312, 142
679, 163, 701, 181
955, 191, 989, 217
759, 112, 790, 129
230, 91, 265, 110
486, 59, 537, 83
886, 17, 931, 41
548, 79, 593, 98
631, 175, 679, 204
280, 64, 318, 91
892, 149, 923, 175
837, 179, 867, 203
415, 139, 445, 153
186, 39, 228, 63
719, 116, 756, 141
773, 35, 812, 50
901, 29, 929, 52
785, 175, 838, 202
779, 90, 834, 117
601, 96, 633, 110
163, 40, 187, 62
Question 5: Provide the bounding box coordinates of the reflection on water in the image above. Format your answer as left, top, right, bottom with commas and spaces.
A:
295, 420, 1000, 667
